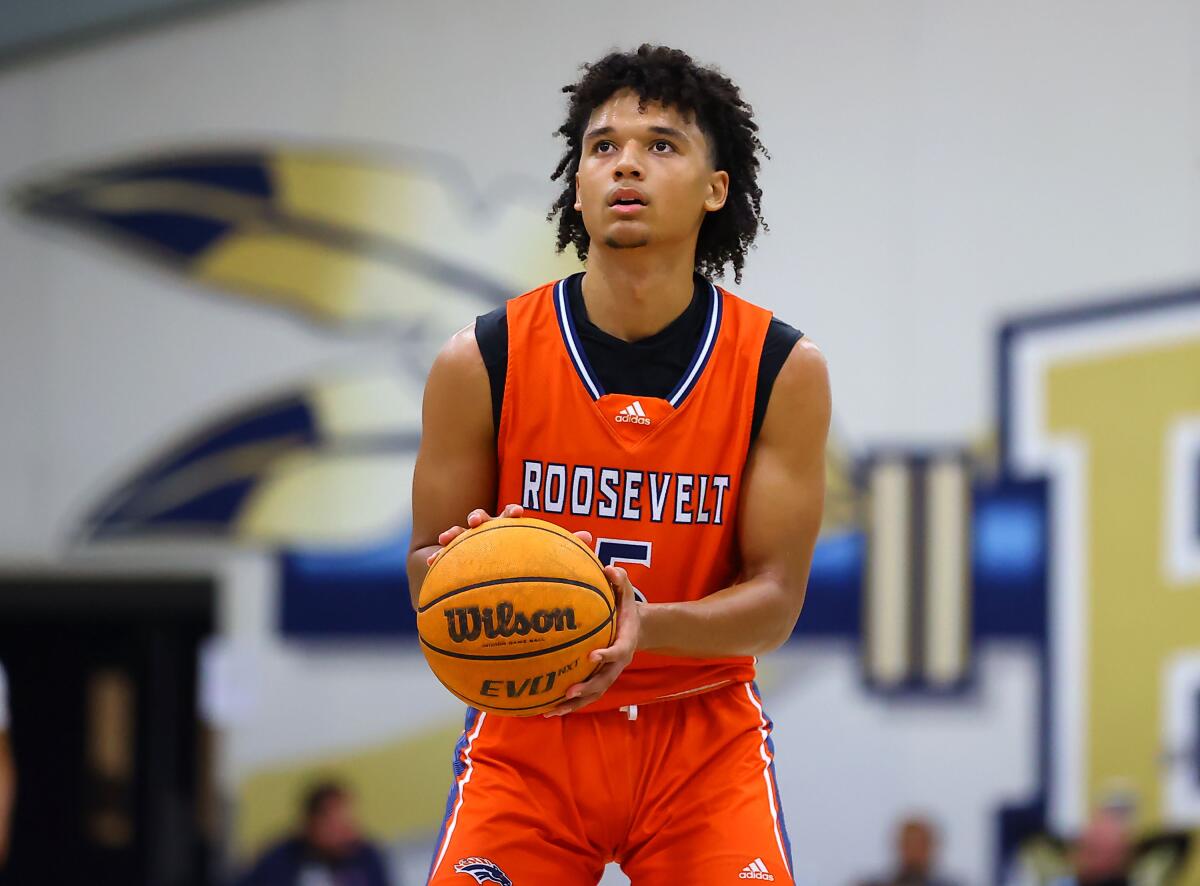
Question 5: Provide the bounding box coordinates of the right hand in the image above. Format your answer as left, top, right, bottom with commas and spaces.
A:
425, 503, 593, 566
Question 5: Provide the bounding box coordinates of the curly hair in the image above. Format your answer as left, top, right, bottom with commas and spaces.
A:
549, 44, 768, 284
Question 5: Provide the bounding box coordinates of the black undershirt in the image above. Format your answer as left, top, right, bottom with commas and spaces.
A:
474, 272, 803, 446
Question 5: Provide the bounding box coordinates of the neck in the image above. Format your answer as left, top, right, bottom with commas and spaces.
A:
580, 243, 697, 342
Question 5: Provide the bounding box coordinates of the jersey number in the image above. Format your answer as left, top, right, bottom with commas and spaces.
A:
595, 538, 651, 603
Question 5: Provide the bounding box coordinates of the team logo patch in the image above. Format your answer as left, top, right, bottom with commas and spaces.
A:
454, 856, 513, 885
739, 857, 776, 880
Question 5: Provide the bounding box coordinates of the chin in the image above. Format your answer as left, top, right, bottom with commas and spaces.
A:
603, 233, 651, 250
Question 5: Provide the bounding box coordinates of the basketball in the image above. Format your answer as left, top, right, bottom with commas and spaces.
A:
416, 517, 616, 716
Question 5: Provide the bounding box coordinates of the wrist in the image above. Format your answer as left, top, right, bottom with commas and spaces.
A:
635, 601, 671, 653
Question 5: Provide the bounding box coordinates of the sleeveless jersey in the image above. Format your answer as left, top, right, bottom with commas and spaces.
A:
495, 276, 774, 711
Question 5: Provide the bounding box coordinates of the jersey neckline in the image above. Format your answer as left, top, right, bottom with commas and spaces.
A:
552, 272, 724, 408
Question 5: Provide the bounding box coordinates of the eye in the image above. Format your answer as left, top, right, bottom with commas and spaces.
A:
593, 140, 615, 153
651, 140, 676, 153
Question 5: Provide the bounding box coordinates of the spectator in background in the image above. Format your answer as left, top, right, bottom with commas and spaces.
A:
235, 779, 392, 886
1052, 809, 1133, 886
859, 815, 960, 886
0, 661, 14, 872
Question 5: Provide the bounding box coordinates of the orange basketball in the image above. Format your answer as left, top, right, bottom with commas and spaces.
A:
416, 517, 616, 716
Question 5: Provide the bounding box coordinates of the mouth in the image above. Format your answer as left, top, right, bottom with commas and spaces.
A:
610, 202, 646, 216
608, 188, 648, 210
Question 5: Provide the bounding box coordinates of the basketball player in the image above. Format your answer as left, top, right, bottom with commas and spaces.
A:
408, 45, 829, 886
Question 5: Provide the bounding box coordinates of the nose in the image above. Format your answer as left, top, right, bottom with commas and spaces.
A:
613, 140, 643, 179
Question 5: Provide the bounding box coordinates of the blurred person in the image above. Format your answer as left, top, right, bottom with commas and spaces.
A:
859, 816, 960, 886
1050, 809, 1133, 886
234, 780, 392, 886
0, 661, 13, 871
409, 43, 828, 886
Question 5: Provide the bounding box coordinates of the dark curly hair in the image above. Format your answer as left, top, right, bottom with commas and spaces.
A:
549, 44, 768, 284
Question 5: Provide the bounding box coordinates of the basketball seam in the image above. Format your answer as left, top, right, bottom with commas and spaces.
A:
416, 575, 612, 615
423, 521, 603, 588
419, 607, 615, 661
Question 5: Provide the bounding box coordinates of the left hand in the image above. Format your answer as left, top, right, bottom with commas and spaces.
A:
543, 565, 642, 716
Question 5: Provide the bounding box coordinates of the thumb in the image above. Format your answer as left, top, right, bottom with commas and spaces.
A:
591, 645, 619, 663
604, 565, 628, 587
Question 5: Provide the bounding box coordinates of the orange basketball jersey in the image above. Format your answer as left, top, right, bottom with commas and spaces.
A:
495, 276, 774, 711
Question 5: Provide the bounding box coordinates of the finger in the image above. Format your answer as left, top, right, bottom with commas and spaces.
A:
543, 686, 606, 716
437, 526, 466, 545
501, 503, 524, 518
589, 640, 634, 666
543, 694, 600, 716
466, 508, 492, 527
560, 661, 620, 701
573, 530, 593, 546
603, 565, 629, 588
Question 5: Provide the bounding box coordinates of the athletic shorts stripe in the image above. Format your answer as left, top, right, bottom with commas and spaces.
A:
427, 707, 487, 882
743, 682, 793, 878
752, 682, 795, 872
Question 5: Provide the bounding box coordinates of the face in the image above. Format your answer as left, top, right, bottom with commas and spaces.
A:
898, 821, 934, 872
306, 794, 360, 858
574, 89, 729, 253
1074, 812, 1131, 879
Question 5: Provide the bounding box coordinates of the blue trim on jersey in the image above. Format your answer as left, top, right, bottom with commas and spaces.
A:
751, 682, 794, 873
427, 707, 482, 882
553, 274, 724, 407
554, 276, 604, 400
667, 282, 723, 407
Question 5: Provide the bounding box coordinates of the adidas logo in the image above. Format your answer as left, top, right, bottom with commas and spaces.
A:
615, 400, 651, 425
738, 857, 775, 881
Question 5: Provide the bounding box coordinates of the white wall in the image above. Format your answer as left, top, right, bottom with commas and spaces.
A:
3, 0, 1200, 557
1, 2, 1198, 883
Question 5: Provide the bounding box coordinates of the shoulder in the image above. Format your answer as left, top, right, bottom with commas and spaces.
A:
248, 836, 304, 870
355, 840, 390, 870
429, 323, 488, 383
765, 315, 803, 345
422, 324, 495, 438
474, 305, 508, 366
715, 285, 802, 349
760, 337, 831, 444
776, 336, 828, 390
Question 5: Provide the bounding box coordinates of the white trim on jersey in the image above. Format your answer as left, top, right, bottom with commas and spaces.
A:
556, 275, 722, 407
743, 683, 792, 879
667, 282, 721, 407
430, 711, 488, 879
556, 279, 603, 400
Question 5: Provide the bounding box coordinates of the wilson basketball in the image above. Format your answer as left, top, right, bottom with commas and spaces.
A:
417, 516, 616, 716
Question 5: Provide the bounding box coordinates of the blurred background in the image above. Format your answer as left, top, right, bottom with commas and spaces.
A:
0, 1, 1198, 884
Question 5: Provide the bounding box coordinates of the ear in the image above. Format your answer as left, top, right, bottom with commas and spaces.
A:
574, 173, 582, 212
704, 170, 730, 213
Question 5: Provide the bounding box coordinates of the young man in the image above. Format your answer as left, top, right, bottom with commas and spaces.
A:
408, 45, 829, 886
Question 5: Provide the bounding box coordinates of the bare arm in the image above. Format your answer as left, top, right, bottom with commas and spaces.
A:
547, 339, 830, 714
405, 325, 500, 607
639, 338, 830, 655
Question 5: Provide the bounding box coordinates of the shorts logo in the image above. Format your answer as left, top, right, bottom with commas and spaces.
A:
739, 857, 775, 880
454, 856, 512, 885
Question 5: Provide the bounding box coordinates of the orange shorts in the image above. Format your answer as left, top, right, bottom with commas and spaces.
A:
426, 681, 794, 886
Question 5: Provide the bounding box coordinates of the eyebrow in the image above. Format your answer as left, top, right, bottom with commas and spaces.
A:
583, 124, 692, 143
